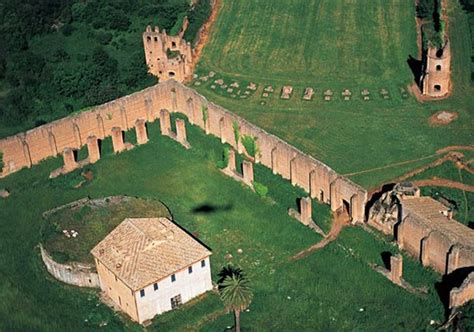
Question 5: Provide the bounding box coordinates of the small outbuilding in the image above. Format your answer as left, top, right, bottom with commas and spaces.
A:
91, 217, 212, 324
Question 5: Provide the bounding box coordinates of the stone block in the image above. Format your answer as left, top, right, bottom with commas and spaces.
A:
135, 119, 148, 145
227, 148, 236, 172
0, 189, 10, 198
242, 160, 254, 185
87, 136, 100, 164
390, 255, 403, 284
63, 148, 77, 172
300, 197, 312, 225
159, 109, 171, 136
111, 127, 125, 153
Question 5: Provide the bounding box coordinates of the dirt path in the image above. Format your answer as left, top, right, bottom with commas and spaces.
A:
346, 145, 473, 179
291, 208, 350, 260
436, 145, 474, 154
411, 178, 474, 192
187, 0, 222, 80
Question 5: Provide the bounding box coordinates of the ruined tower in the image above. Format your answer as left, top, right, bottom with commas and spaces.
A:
143, 18, 193, 83
421, 41, 451, 98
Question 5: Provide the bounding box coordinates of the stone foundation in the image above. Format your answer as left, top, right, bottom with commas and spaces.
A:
40, 244, 99, 288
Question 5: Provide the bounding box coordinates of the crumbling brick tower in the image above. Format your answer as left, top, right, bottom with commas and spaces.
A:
143, 18, 193, 83
421, 41, 451, 98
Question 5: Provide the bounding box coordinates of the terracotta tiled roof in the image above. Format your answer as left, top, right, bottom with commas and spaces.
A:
91, 218, 211, 291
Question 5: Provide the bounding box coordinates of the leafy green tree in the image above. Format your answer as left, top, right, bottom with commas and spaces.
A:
218, 265, 253, 332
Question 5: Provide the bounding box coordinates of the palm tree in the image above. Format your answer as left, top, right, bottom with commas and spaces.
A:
217, 265, 253, 332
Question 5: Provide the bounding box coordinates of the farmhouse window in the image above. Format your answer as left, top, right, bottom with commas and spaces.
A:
188, 266, 193, 274
154, 283, 159, 291
171, 274, 176, 282
140, 289, 145, 297
201, 259, 206, 267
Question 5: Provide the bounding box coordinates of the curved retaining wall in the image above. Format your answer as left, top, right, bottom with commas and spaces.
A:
40, 245, 100, 288
0, 80, 367, 222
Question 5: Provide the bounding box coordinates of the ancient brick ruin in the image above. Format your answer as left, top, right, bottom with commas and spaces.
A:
143, 20, 193, 83
421, 42, 451, 98
0, 80, 367, 223
368, 183, 474, 276
419, 0, 451, 99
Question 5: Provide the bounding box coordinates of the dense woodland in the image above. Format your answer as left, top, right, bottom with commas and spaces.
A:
0, 0, 211, 132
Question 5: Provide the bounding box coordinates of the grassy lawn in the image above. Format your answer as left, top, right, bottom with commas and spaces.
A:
0, 115, 446, 331
191, 0, 474, 189
41, 197, 170, 264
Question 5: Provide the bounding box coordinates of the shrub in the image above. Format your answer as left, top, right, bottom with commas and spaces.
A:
216, 146, 230, 169
202, 106, 208, 125
232, 121, 240, 145
253, 181, 268, 198
61, 24, 75, 36
96, 31, 113, 45
241, 135, 258, 158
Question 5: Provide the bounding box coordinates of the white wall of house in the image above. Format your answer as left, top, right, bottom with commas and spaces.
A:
134, 256, 212, 323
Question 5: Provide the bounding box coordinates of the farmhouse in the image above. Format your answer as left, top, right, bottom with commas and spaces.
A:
91, 217, 212, 324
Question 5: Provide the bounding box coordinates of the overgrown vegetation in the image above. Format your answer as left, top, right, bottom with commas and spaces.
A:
42, 197, 170, 264
216, 145, 230, 169
0, 0, 210, 137
201, 105, 209, 126
418, 0, 446, 49
253, 181, 268, 198
232, 120, 240, 146
183, 0, 213, 44
240, 135, 258, 159
460, 0, 474, 83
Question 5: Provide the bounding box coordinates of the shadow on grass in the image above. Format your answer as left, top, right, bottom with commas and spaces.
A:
407, 55, 423, 87
435, 266, 474, 318
191, 203, 233, 214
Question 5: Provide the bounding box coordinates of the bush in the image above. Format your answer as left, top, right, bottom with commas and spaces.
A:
202, 106, 208, 125
96, 31, 113, 45
253, 181, 268, 198
184, 0, 212, 43
416, 0, 435, 19
61, 24, 75, 36
216, 146, 230, 169
241, 135, 258, 158
232, 121, 240, 145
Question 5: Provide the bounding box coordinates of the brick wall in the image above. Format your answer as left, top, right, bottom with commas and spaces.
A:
0, 80, 367, 222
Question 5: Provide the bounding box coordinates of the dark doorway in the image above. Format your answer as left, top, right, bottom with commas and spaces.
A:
342, 199, 351, 215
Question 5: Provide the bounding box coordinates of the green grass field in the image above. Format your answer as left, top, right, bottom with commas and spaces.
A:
0, 117, 447, 331
192, 0, 474, 189
42, 197, 170, 264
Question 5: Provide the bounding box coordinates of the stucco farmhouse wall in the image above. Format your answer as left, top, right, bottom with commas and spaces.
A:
40, 245, 99, 288
134, 256, 212, 323
0, 80, 367, 222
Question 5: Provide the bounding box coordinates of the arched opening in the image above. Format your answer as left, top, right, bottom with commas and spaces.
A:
436, 65, 441, 71
169, 71, 176, 77
171, 41, 176, 48
154, 36, 158, 42
434, 84, 441, 92
146, 36, 151, 42
320, 190, 324, 202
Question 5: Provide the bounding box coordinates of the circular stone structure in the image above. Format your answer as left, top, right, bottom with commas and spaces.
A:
40, 196, 171, 287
